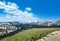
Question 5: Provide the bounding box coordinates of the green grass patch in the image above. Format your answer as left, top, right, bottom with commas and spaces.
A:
0, 28, 60, 41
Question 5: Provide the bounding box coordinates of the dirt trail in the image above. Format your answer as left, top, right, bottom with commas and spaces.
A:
37, 31, 60, 41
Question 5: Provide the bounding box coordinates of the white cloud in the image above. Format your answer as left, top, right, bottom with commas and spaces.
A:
26, 7, 31, 11
0, 1, 39, 23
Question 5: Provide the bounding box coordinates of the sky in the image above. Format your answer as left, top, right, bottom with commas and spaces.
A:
0, 0, 60, 23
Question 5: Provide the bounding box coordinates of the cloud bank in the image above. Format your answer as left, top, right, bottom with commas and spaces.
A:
0, 1, 39, 23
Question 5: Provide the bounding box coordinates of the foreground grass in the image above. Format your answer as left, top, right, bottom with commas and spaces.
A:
0, 28, 60, 41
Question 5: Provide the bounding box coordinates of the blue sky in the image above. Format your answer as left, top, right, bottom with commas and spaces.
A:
0, 0, 60, 22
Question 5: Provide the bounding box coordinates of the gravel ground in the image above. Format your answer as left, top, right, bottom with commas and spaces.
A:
37, 31, 60, 41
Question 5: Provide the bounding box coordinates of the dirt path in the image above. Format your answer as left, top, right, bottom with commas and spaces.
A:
37, 31, 60, 41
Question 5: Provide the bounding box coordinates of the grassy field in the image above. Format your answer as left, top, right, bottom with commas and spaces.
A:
0, 28, 60, 41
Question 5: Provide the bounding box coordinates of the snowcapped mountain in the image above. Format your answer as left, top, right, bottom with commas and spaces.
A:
40, 20, 60, 26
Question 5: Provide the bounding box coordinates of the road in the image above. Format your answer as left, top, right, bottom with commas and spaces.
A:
37, 31, 60, 41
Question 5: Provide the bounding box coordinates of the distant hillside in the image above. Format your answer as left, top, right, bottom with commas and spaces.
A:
40, 20, 60, 26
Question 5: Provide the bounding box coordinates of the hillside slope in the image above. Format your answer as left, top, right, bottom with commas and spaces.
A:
0, 28, 60, 41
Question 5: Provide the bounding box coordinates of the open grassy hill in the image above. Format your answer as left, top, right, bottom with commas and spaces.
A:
0, 28, 60, 41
